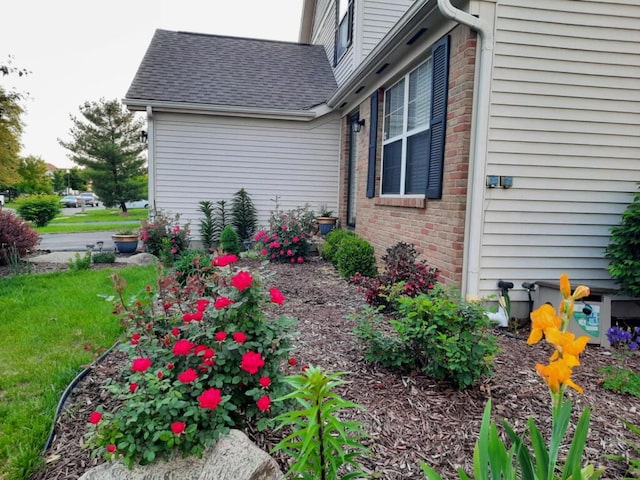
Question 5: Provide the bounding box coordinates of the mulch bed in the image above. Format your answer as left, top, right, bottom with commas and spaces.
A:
27, 256, 640, 480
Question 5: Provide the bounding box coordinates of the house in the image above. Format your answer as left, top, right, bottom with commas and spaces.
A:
124, 0, 640, 315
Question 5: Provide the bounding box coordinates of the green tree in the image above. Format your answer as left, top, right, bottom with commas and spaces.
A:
15, 155, 53, 194
0, 57, 26, 188
51, 167, 87, 193
58, 98, 146, 211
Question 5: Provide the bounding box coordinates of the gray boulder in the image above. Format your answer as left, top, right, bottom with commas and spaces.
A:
123, 253, 158, 266
78, 429, 282, 480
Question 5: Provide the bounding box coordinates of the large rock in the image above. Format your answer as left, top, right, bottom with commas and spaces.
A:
123, 253, 158, 266
78, 429, 282, 480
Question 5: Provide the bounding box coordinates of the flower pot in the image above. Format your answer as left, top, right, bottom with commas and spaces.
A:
317, 216, 337, 236
112, 234, 139, 254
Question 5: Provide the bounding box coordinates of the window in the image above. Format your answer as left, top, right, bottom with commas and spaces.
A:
382, 59, 433, 195
334, 0, 353, 64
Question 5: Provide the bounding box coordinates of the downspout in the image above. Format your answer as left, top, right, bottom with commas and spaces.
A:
146, 106, 155, 213
437, 0, 494, 299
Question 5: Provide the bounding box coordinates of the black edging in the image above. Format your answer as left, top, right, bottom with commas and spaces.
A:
43, 341, 120, 452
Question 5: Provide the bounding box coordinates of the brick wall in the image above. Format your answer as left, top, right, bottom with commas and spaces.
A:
338, 25, 476, 287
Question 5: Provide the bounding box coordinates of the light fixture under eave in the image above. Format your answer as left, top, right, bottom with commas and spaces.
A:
352, 119, 366, 133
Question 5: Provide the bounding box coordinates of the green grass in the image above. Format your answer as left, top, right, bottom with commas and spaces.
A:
36, 222, 141, 234
0, 265, 158, 480
33, 208, 148, 234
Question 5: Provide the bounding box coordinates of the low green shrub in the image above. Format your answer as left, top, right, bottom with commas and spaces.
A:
68, 251, 92, 271
172, 249, 214, 287
0, 210, 40, 264
16, 195, 61, 227
219, 225, 241, 254
599, 365, 640, 398
320, 229, 355, 264
334, 235, 377, 279
92, 251, 116, 264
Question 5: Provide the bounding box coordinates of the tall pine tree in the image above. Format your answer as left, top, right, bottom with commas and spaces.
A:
59, 98, 146, 211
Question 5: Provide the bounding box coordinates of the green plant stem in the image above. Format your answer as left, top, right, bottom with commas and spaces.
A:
316, 396, 326, 480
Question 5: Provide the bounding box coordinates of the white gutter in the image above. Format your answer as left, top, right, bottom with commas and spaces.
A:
145, 106, 155, 213
436, 0, 494, 299
123, 99, 324, 122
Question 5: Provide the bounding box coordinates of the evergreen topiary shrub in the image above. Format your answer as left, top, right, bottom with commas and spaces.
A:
605, 185, 640, 298
231, 188, 257, 243
220, 225, 241, 254
198, 200, 218, 251
0, 210, 40, 264
334, 235, 377, 279
16, 195, 61, 227
321, 229, 356, 265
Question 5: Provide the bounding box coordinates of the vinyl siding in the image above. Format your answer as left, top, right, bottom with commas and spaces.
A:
481, 0, 640, 301
312, 0, 336, 67
361, 0, 414, 58
152, 113, 341, 236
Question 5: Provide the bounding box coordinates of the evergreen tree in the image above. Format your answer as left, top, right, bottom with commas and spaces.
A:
58, 98, 146, 211
231, 188, 257, 242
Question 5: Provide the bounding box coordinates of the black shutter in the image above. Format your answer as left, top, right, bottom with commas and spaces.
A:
366, 90, 378, 198
426, 35, 450, 199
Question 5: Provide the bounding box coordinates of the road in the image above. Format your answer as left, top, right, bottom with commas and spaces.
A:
39, 231, 122, 252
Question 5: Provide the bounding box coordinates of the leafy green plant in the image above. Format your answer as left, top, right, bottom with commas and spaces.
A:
220, 225, 241, 254
68, 250, 92, 271
599, 365, 640, 398
272, 366, 369, 480
231, 188, 257, 243
140, 211, 190, 260
605, 184, 640, 297
255, 202, 316, 263
172, 249, 215, 287
198, 200, 218, 250
0, 210, 39, 265
334, 235, 377, 280
86, 256, 297, 467
92, 251, 116, 264
606, 419, 640, 479
215, 199, 230, 236
321, 229, 355, 264
16, 194, 61, 227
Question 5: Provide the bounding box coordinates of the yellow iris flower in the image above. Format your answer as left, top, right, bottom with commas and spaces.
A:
535, 358, 583, 394
527, 304, 562, 344
546, 329, 590, 367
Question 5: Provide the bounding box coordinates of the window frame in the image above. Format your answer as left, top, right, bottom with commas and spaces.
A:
334, 0, 354, 65
380, 57, 433, 197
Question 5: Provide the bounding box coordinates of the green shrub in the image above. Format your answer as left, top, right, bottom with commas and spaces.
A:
219, 225, 240, 254
321, 228, 355, 264
334, 235, 377, 279
68, 251, 92, 271
231, 188, 257, 243
16, 195, 61, 227
599, 365, 640, 398
354, 286, 499, 389
198, 200, 218, 251
92, 251, 116, 264
255, 202, 316, 263
0, 210, 40, 265
140, 211, 190, 260
172, 249, 214, 287
605, 184, 640, 297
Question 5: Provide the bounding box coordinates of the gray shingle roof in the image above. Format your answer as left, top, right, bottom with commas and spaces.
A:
125, 29, 338, 111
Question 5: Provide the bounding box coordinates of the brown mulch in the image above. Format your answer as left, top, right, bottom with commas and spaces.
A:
27, 256, 640, 480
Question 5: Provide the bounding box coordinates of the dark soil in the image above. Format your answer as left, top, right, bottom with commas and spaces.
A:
27, 256, 640, 480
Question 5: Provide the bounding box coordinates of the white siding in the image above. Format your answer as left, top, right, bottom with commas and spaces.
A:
312, 0, 336, 66
152, 113, 341, 237
361, 0, 414, 58
481, 0, 640, 301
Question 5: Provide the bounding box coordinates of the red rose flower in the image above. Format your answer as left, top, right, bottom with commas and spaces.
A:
163, 302, 172, 311
178, 368, 198, 384
256, 395, 271, 411
167, 362, 175, 370
259, 376, 271, 388
212, 254, 239, 267
130, 333, 141, 345
240, 351, 265, 375
196, 299, 210, 312
106, 444, 116, 453
232, 332, 247, 344
231, 271, 254, 291
261, 248, 268, 256
145, 285, 151, 291
171, 421, 186, 435
157, 370, 164, 379
182, 312, 194, 322
88, 411, 102, 424
287, 249, 293, 256
198, 388, 222, 410
192, 311, 203, 322
214, 331, 227, 342
269, 288, 285, 305
292, 236, 300, 243
173, 339, 195, 356
129, 383, 139, 393
131, 357, 152, 372
288, 357, 297, 366
171, 328, 180, 336
290, 257, 295, 263
297, 257, 304, 264
214, 296, 233, 309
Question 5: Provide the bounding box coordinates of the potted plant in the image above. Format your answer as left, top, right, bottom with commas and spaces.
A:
316, 205, 338, 236
112, 230, 139, 254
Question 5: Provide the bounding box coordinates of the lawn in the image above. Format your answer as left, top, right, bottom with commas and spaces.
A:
35, 208, 147, 234
0, 265, 158, 480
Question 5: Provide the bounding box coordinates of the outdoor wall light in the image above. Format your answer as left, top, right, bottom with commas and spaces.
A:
352, 119, 366, 133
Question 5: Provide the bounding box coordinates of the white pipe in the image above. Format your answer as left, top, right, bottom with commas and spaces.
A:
146, 106, 155, 213
437, 0, 494, 299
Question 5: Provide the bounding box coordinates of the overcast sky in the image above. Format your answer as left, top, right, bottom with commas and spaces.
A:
1, 0, 304, 169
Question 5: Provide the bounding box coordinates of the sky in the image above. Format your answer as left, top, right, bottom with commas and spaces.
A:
1, 0, 304, 169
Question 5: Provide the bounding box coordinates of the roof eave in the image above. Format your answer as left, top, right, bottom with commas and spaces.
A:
299, 0, 316, 43
123, 98, 328, 121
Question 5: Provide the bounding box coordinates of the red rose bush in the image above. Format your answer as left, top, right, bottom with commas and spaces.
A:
85, 254, 297, 467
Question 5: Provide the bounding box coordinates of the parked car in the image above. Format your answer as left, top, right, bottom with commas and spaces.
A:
60, 195, 80, 208
79, 192, 99, 207
125, 199, 149, 209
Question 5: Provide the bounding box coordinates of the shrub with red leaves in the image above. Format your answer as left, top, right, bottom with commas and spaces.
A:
0, 210, 40, 264
351, 242, 439, 311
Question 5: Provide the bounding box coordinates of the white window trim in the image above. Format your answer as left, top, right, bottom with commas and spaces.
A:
380, 58, 432, 197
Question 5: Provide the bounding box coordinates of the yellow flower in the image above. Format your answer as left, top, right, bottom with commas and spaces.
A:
546, 329, 589, 367
572, 285, 590, 300
535, 358, 583, 394
560, 273, 571, 299
528, 304, 562, 344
